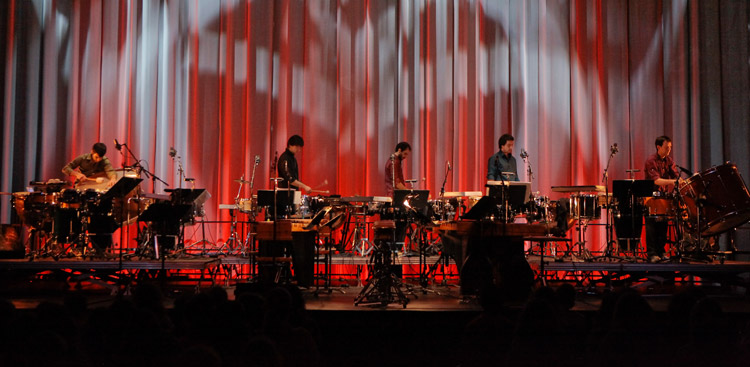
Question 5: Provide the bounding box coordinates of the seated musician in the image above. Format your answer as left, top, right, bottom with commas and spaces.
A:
62, 142, 116, 188
487, 134, 519, 181
60, 142, 118, 253
644, 135, 683, 262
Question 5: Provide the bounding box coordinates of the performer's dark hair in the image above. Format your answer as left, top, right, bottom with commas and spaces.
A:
93, 142, 107, 157
395, 142, 411, 152
287, 135, 304, 147
499, 134, 514, 149
655, 135, 671, 148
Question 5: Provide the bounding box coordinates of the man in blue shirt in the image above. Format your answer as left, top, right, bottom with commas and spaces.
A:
487, 134, 518, 181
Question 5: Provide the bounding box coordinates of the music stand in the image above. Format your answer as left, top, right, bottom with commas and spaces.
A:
100, 177, 143, 201
486, 181, 531, 205
612, 180, 654, 254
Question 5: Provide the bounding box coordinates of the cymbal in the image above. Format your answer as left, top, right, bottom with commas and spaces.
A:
234, 178, 251, 184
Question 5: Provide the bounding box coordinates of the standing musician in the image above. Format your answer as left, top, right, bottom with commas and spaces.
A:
487, 133, 519, 181
277, 135, 312, 193
385, 141, 411, 197
62, 142, 116, 188
383, 141, 412, 257
644, 135, 682, 262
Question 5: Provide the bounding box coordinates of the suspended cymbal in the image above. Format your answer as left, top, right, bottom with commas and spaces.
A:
234, 178, 251, 184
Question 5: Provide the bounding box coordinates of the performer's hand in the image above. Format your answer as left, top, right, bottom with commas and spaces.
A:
302, 184, 312, 193
75, 172, 86, 181
107, 178, 116, 188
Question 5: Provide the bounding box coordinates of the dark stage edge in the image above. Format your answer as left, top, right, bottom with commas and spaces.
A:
2, 253, 750, 274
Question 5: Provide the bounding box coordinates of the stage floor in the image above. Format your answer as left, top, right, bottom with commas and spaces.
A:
1, 252, 749, 312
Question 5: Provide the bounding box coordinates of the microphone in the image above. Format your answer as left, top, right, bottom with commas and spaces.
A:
254, 155, 261, 164
114, 139, 122, 151
169, 147, 177, 158
676, 164, 693, 176
520, 149, 528, 159
611, 143, 619, 154
447, 161, 452, 171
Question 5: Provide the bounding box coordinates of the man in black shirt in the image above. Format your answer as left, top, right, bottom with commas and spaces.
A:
277, 135, 311, 192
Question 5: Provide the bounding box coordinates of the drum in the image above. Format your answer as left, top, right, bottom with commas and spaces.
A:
679, 163, 750, 236
297, 195, 326, 218
113, 197, 152, 225
642, 195, 676, 217
238, 198, 255, 214
569, 194, 600, 220
58, 189, 81, 209
12, 192, 28, 221
366, 201, 386, 215
526, 196, 558, 223
15, 192, 56, 228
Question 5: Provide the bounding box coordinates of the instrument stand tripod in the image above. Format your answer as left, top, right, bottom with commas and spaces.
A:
354, 241, 410, 308
416, 223, 450, 293
672, 186, 713, 263
183, 215, 214, 256
593, 145, 629, 262
567, 217, 593, 261
350, 207, 374, 257
215, 208, 242, 256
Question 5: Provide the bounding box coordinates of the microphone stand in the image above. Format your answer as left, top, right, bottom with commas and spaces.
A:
600, 146, 621, 259
521, 152, 534, 187
242, 156, 262, 256
439, 162, 451, 198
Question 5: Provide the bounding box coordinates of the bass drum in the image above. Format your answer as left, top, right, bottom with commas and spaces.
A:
679, 163, 750, 236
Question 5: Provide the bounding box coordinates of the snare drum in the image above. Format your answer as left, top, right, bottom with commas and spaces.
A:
239, 198, 255, 214
569, 194, 601, 220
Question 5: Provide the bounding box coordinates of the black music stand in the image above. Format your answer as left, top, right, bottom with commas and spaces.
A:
100, 177, 142, 201
612, 180, 654, 254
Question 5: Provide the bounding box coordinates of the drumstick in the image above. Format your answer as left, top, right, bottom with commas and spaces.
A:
308, 179, 329, 194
